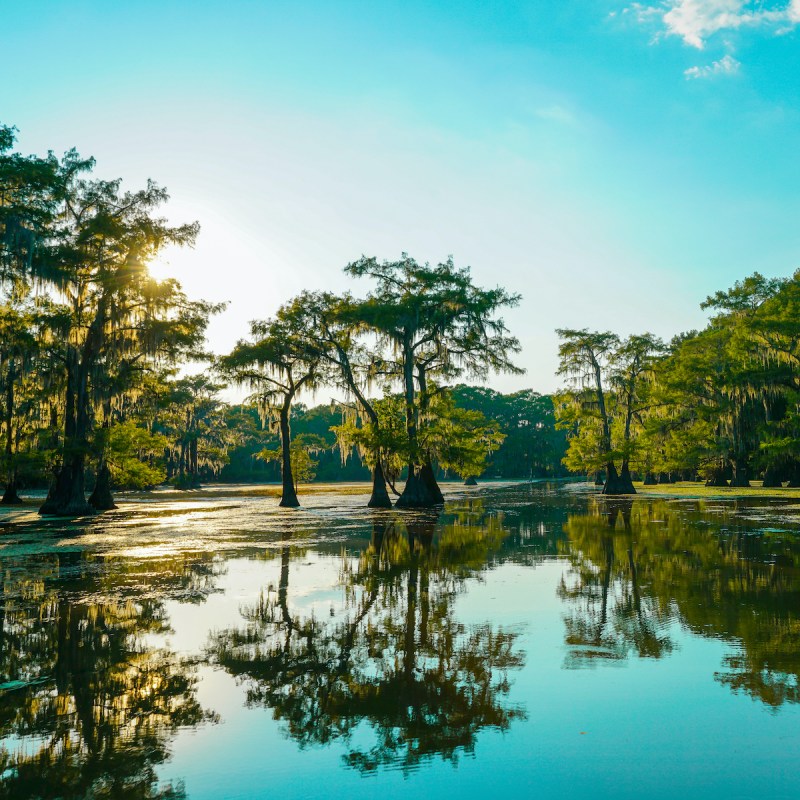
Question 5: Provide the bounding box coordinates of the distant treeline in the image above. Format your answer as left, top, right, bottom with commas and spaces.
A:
219, 387, 569, 484
555, 271, 800, 494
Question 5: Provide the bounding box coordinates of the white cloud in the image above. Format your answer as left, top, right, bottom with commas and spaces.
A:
629, 0, 800, 48
684, 53, 741, 77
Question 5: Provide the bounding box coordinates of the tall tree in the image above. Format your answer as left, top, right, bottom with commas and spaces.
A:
345, 254, 521, 507
294, 290, 394, 507
29, 155, 214, 515
555, 329, 631, 493
218, 300, 326, 507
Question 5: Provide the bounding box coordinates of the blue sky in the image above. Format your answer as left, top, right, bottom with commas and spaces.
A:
3, 1, 800, 393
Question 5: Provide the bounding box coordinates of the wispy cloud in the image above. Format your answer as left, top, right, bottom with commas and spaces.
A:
628, 0, 800, 49
535, 105, 578, 126
684, 53, 741, 78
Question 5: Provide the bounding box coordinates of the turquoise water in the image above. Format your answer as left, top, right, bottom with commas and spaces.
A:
1, 483, 799, 799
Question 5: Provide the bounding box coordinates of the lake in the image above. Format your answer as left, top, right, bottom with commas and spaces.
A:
1, 481, 799, 799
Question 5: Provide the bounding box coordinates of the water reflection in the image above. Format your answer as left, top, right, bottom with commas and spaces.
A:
0, 552, 220, 799
2, 484, 800, 798
561, 496, 800, 706
207, 510, 525, 774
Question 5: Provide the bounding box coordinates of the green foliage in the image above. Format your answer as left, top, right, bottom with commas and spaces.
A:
104, 421, 168, 489
259, 433, 330, 487
420, 390, 504, 480
553, 329, 664, 486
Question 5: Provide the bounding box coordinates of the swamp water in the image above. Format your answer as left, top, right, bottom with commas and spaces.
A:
1, 481, 799, 799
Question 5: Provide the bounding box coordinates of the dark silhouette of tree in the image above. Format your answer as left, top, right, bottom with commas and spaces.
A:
218, 298, 327, 507
345, 254, 521, 507
207, 509, 525, 772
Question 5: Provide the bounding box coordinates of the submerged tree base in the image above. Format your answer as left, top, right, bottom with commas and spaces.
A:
601, 465, 636, 496
39, 468, 95, 517
420, 463, 445, 504
1, 481, 23, 505
367, 463, 392, 509
464, 476, 478, 486
89, 465, 118, 511
396, 471, 442, 508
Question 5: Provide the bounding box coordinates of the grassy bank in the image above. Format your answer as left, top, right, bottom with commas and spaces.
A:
630, 481, 800, 499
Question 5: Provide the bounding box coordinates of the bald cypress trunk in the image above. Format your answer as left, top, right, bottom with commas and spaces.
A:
729, 460, 750, 488
367, 461, 392, 508
40, 347, 94, 516
761, 464, 784, 488
279, 402, 299, 508
602, 462, 636, 496
419, 461, 444, 504
88, 462, 117, 511
397, 467, 437, 508
397, 339, 436, 508
1, 358, 22, 505
40, 294, 107, 518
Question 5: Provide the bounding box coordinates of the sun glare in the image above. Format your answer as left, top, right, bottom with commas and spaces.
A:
148, 258, 173, 280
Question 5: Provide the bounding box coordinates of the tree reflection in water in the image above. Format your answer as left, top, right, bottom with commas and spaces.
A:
0, 552, 220, 800
208, 507, 525, 774
561, 497, 800, 707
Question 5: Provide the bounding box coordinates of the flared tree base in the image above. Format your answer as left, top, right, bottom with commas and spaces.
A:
1, 481, 23, 505
396, 471, 440, 508
367, 463, 393, 509
761, 465, 784, 488
89, 465, 118, 511
602, 465, 636, 496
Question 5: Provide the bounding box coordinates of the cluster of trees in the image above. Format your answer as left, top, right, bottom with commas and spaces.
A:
2, 123, 547, 515
216, 259, 523, 509
217, 389, 568, 486
0, 124, 222, 516
555, 271, 800, 494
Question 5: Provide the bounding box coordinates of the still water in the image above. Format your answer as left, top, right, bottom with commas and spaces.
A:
1, 482, 799, 799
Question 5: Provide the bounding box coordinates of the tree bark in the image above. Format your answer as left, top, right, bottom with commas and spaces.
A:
642, 472, 657, 486
39, 342, 94, 516
88, 462, 117, 510
331, 341, 392, 508
1, 477, 22, 505
419, 460, 444, 504
1, 358, 22, 504
729, 458, 751, 488
602, 462, 636, 495
367, 461, 392, 508
464, 476, 478, 486
396, 467, 437, 508
593, 471, 605, 486
761, 464, 784, 488
279, 403, 299, 508
396, 338, 437, 508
